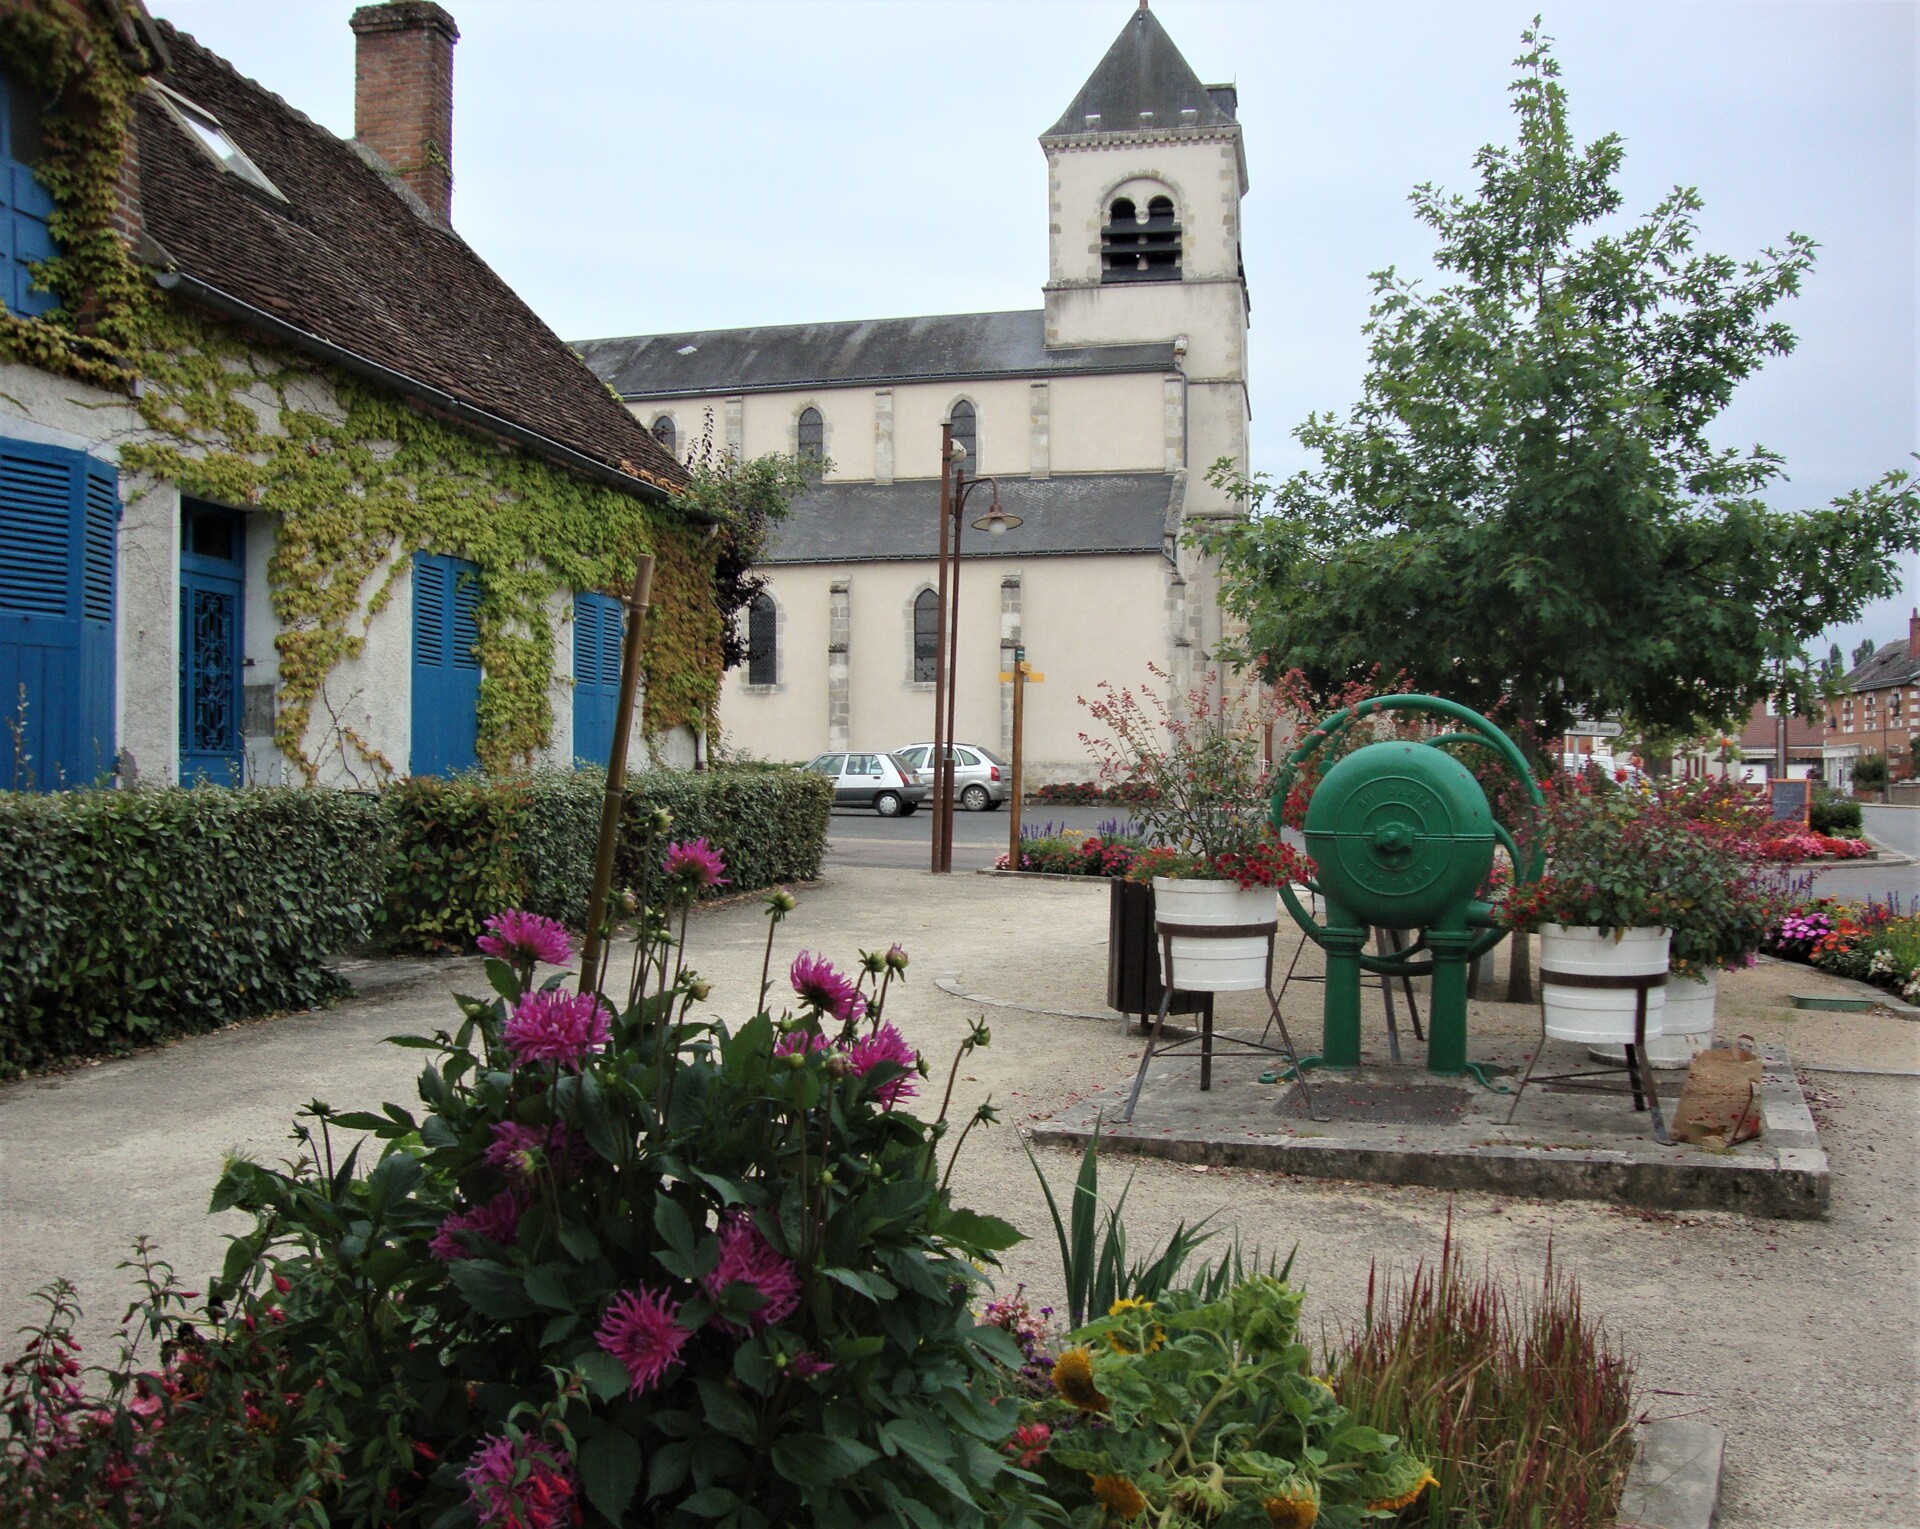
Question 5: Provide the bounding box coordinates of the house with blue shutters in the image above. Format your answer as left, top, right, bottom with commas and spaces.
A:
0, 0, 707, 792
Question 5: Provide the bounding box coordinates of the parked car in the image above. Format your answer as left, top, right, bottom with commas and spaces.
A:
801, 752, 928, 817
893, 742, 1010, 811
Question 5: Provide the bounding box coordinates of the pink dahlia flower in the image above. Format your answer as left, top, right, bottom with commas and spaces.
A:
476, 910, 576, 970
484, 1120, 586, 1181
701, 1214, 802, 1335
662, 836, 729, 893
788, 1350, 835, 1380
463, 1432, 582, 1529
847, 1023, 920, 1106
773, 1027, 831, 1060
789, 951, 863, 1023
503, 990, 612, 1068
596, 1286, 689, 1395
430, 1189, 524, 1262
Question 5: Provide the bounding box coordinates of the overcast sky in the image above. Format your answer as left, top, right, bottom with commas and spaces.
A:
159, 0, 1916, 660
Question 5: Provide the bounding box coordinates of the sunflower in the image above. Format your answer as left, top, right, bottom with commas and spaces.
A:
1090, 1473, 1148, 1520
1261, 1495, 1318, 1529
1106, 1297, 1165, 1355
1367, 1469, 1439, 1512
1051, 1346, 1108, 1411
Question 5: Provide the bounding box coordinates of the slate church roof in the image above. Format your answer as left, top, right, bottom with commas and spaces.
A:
765, 472, 1184, 565
1042, 3, 1237, 139
575, 311, 1176, 402
133, 21, 686, 496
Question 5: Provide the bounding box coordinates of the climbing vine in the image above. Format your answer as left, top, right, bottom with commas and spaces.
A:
0, 7, 723, 780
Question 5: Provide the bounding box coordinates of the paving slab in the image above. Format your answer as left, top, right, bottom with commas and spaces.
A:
1618, 1419, 1727, 1529
1031, 1036, 1828, 1219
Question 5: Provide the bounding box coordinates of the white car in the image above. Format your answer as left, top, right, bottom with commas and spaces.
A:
892, 743, 1011, 811
801, 751, 928, 817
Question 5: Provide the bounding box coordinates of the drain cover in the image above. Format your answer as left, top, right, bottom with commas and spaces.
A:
1279, 1081, 1471, 1124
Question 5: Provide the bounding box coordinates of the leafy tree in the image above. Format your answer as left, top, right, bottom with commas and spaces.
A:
1205, 23, 1919, 738
1852, 636, 1881, 670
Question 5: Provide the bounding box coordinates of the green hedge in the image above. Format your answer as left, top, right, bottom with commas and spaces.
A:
1810, 790, 1864, 837
378, 775, 529, 952
0, 788, 383, 1076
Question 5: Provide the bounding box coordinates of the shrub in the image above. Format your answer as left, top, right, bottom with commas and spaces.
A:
1810, 790, 1863, 837
1852, 752, 1889, 788
0, 786, 382, 1075
3, 877, 1045, 1526
377, 775, 529, 952
618, 767, 831, 896
517, 767, 606, 928
1327, 1228, 1639, 1528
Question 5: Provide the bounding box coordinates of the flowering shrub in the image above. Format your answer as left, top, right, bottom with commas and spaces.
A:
1000, 829, 1148, 878
1498, 786, 1791, 974
1021, 1279, 1434, 1526
1, 829, 1043, 1526
1029, 781, 1159, 806
1763, 896, 1920, 999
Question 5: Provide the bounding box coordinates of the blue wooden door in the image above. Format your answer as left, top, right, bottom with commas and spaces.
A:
0, 439, 116, 790
411, 551, 480, 777
178, 502, 245, 786
573, 590, 624, 769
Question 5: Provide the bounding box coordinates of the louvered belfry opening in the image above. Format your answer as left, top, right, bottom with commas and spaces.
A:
1100, 194, 1182, 283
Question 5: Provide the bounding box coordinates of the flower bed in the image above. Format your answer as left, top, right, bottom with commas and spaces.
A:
1764, 896, 1920, 1001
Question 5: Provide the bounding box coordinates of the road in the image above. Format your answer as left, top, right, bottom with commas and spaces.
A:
824, 804, 1920, 905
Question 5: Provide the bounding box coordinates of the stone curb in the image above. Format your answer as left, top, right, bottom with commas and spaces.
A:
974, 869, 1116, 884
1616, 1418, 1726, 1529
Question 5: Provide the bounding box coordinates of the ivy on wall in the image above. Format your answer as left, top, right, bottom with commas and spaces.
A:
0, 8, 722, 779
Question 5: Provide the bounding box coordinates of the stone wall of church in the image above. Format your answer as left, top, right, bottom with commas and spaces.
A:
716, 552, 1174, 782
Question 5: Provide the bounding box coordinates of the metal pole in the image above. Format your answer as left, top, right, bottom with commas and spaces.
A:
942, 484, 965, 873
579, 554, 654, 994
1007, 659, 1026, 870
931, 426, 953, 873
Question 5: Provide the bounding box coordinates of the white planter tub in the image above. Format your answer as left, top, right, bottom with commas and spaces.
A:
1539, 923, 1669, 1046
1592, 970, 1715, 1069
1152, 877, 1277, 993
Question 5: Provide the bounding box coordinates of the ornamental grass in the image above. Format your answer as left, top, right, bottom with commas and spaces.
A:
1325, 1224, 1639, 1529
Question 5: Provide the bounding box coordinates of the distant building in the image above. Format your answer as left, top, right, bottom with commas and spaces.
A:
577, 2, 1250, 780
1822, 610, 1920, 784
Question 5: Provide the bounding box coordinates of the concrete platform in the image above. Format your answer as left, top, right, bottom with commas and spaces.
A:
1030, 1035, 1829, 1220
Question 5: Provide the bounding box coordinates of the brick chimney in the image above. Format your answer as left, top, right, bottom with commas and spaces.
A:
1910, 607, 1919, 659
350, 2, 459, 223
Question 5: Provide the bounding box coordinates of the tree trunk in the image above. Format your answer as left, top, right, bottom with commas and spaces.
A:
1505, 929, 1535, 1005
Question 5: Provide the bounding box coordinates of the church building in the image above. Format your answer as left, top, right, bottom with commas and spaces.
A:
577, 2, 1250, 781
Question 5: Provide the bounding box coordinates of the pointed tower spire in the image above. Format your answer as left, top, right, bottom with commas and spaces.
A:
1044, 2, 1235, 140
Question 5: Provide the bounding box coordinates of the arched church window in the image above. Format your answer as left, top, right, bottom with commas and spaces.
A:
912, 589, 939, 684
651, 415, 676, 455
1101, 192, 1182, 284
746, 592, 777, 686
948, 400, 976, 474
798, 407, 824, 479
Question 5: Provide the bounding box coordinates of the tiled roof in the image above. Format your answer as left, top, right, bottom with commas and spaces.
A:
765, 472, 1181, 564
1843, 641, 1920, 693
1043, 5, 1236, 139
135, 22, 685, 496
575, 311, 1177, 401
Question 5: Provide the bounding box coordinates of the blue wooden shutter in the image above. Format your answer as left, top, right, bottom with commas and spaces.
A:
410, 551, 480, 777
0, 73, 58, 319
573, 591, 623, 769
0, 438, 116, 789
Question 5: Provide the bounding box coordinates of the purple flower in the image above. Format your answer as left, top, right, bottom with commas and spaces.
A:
430, 1189, 524, 1262
503, 990, 612, 1068
476, 910, 576, 969
790, 951, 863, 1023
701, 1214, 802, 1335
463, 1432, 580, 1529
773, 1027, 831, 1060
596, 1286, 689, 1394
662, 837, 729, 893
788, 1350, 835, 1379
847, 1023, 920, 1107
484, 1120, 586, 1181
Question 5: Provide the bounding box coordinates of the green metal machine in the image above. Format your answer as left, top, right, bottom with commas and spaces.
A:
1272, 696, 1543, 1075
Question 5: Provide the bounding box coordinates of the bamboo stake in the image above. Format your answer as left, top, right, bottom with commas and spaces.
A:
579, 555, 654, 995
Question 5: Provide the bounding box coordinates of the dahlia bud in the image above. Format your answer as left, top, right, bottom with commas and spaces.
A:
860, 950, 886, 975
824, 1053, 853, 1079
885, 943, 910, 972
687, 977, 712, 1002
650, 806, 674, 835
766, 888, 798, 914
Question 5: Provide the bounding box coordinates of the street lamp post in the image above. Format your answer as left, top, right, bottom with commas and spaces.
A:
929, 430, 1020, 872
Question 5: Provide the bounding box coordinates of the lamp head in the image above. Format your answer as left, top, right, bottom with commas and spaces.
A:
970, 485, 1022, 536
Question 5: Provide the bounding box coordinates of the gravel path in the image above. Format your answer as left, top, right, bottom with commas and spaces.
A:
2, 866, 1915, 1525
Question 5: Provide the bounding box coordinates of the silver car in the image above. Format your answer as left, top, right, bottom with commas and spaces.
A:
802, 751, 928, 817
893, 742, 1011, 811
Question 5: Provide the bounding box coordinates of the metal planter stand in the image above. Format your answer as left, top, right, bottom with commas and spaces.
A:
1120, 914, 1318, 1123
1505, 966, 1671, 1145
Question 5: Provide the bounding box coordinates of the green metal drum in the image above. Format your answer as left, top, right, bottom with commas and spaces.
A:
1305, 742, 1496, 931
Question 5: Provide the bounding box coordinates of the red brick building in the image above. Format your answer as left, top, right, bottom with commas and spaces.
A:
1823, 610, 1920, 780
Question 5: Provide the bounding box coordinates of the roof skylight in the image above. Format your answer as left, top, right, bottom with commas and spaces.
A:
149, 82, 285, 201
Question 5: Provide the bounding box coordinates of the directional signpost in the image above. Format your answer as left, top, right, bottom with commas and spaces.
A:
997, 646, 1042, 869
